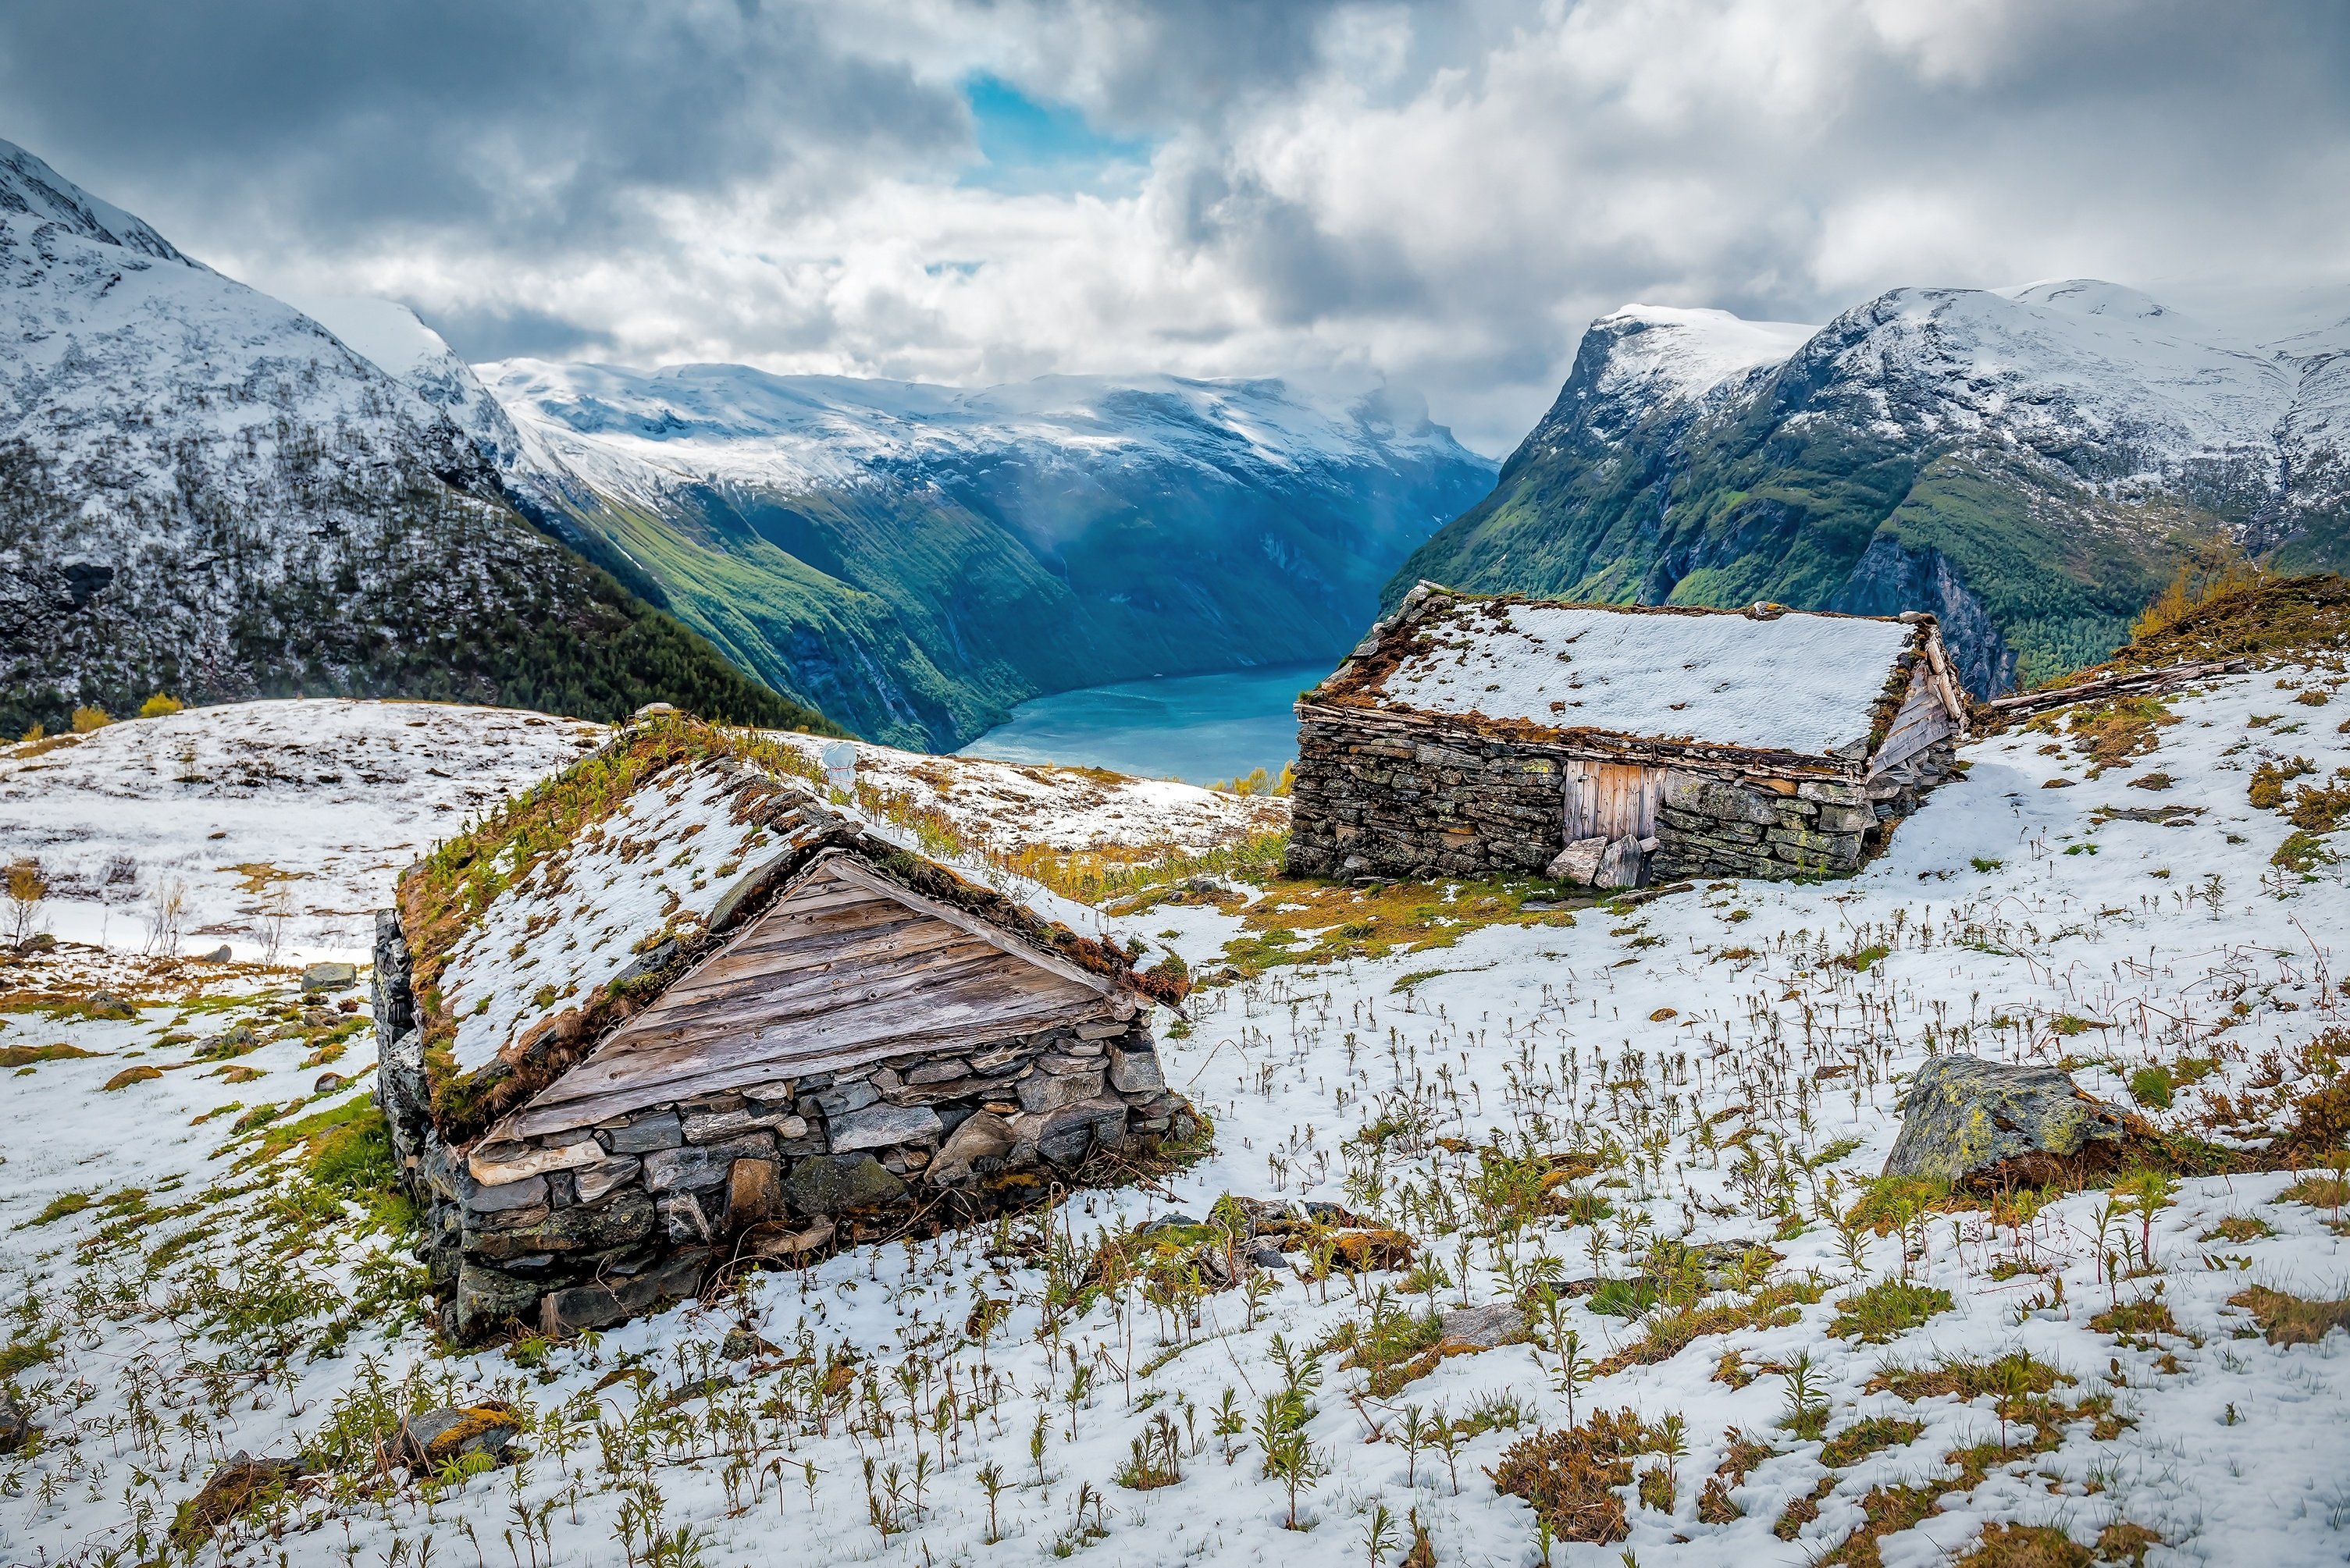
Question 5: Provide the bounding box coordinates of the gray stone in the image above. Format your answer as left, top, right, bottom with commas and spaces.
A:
1018, 1062, 1106, 1114
574, 1157, 641, 1204
828, 1101, 944, 1153
1106, 1043, 1166, 1095
1074, 1021, 1128, 1040
453, 1260, 542, 1338
1023, 1095, 1128, 1166
1546, 836, 1608, 884
603, 1113, 682, 1154
468, 1190, 652, 1258
682, 1107, 764, 1143
390, 1406, 522, 1473
926, 1111, 1017, 1186
814, 1078, 879, 1118
644, 1133, 774, 1193
301, 961, 358, 994
661, 1193, 713, 1243
903, 1058, 970, 1084
1593, 836, 1644, 890
0, 1387, 33, 1455
785, 1154, 907, 1215
1882, 1056, 2130, 1185
1440, 1302, 1529, 1349
464, 1175, 548, 1214
540, 1249, 711, 1333
199, 944, 233, 963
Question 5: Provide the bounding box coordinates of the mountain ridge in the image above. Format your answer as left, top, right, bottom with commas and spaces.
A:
0, 139, 830, 738
1395, 279, 2350, 693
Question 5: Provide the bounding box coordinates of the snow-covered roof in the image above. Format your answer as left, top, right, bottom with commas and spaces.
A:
1315, 588, 1929, 761
403, 714, 1164, 1140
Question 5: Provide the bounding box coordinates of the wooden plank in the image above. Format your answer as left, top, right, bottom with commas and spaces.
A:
530, 978, 1102, 1114
659, 916, 974, 1000
503, 997, 1120, 1139
817, 855, 1117, 997
606, 944, 1041, 1051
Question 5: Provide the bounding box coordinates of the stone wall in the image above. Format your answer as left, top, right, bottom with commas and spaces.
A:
373, 914, 1194, 1341
1287, 716, 1957, 886
1285, 715, 1568, 880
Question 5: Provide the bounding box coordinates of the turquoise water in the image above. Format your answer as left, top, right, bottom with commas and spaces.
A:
956, 663, 1327, 784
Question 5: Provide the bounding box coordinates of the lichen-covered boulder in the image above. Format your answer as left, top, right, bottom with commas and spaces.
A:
390, 1403, 522, 1473
1882, 1056, 2130, 1185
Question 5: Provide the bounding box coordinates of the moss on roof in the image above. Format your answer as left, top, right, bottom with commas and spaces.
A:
397, 712, 1179, 1148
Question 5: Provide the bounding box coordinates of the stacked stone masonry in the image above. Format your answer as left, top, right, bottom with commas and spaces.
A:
1287, 715, 1954, 884
375, 916, 1192, 1341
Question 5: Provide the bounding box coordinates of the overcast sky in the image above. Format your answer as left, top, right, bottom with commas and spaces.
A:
5, 0, 2347, 453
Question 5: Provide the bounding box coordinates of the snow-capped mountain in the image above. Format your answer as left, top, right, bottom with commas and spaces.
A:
0, 140, 817, 737
1401, 280, 2350, 694
462, 358, 1497, 749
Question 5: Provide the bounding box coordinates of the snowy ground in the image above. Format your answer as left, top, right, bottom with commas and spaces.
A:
0, 701, 1278, 965
2, 667, 2348, 1566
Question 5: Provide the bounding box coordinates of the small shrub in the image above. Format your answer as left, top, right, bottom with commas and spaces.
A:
1491, 1407, 1653, 1545
1954, 1520, 2090, 1567
1818, 1416, 1922, 1468
2229, 1285, 2350, 1345
2126, 771, 2173, 791
2127, 1065, 2173, 1109
2199, 1214, 2273, 1243
140, 694, 184, 718
1829, 1280, 1955, 1343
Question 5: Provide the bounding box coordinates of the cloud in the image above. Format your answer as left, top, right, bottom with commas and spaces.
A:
5, 0, 2347, 453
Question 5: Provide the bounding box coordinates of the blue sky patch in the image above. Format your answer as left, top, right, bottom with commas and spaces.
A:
960, 74, 1151, 195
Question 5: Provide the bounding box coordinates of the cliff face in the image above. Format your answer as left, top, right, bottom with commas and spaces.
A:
1396, 284, 2350, 693
0, 140, 828, 736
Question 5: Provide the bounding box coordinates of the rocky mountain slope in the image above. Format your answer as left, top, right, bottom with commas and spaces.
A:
462, 360, 1496, 749
1398, 283, 2350, 693
0, 140, 828, 738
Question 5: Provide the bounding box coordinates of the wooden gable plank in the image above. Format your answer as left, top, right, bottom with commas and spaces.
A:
816, 854, 1118, 997
607, 943, 1041, 1051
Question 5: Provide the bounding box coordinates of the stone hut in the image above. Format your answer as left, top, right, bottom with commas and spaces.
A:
1286, 584, 1967, 887
373, 716, 1193, 1341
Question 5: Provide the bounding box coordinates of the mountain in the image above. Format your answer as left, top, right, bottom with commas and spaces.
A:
1395, 282, 2350, 693
465, 361, 1496, 749
0, 140, 831, 738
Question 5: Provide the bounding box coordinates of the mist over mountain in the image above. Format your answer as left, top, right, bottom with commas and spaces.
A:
1397, 282, 2350, 693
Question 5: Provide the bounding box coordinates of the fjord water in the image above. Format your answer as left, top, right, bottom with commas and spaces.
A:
956, 663, 1326, 784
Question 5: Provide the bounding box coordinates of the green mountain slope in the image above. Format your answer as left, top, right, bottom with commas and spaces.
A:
1396, 286, 2350, 694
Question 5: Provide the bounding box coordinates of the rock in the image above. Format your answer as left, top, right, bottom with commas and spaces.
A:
1024, 1095, 1129, 1166
101, 1065, 164, 1091
643, 1132, 775, 1193
826, 1100, 943, 1154
1882, 1055, 2131, 1186
739, 1215, 836, 1260
173, 1453, 302, 1542
720, 1325, 779, 1360
467, 1191, 653, 1258
785, 1154, 906, 1215
389, 1403, 522, 1473
1106, 1043, 1166, 1095
84, 989, 136, 1019
926, 1110, 1017, 1186
602, 1112, 683, 1154
539, 1249, 712, 1333
464, 1174, 549, 1214
0, 1386, 33, 1454
453, 1260, 543, 1338
1249, 1244, 1289, 1269
1439, 1301, 1528, 1350
301, 962, 358, 994
1593, 836, 1645, 889
468, 1138, 604, 1186
728, 1157, 779, 1228
1324, 1228, 1415, 1272
814, 1077, 879, 1118
661, 1193, 713, 1243
1545, 836, 1608, 884
312, 1071, 347, 1093
1017, 1061, 1106, 1114
199, 944, 233, 963
574, 1157, 641, 1204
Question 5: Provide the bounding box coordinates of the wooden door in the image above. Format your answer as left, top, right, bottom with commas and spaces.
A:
1562, 760, 1668, 841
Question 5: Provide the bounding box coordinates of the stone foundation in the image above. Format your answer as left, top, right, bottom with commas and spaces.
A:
373, 915, 1195, 1341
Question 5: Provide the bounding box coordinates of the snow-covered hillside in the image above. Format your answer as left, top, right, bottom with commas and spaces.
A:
480, 360, 1485, 513
2, 651, 2347, 1567
0, 138, 803, 737
0, 699, 1280, 964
